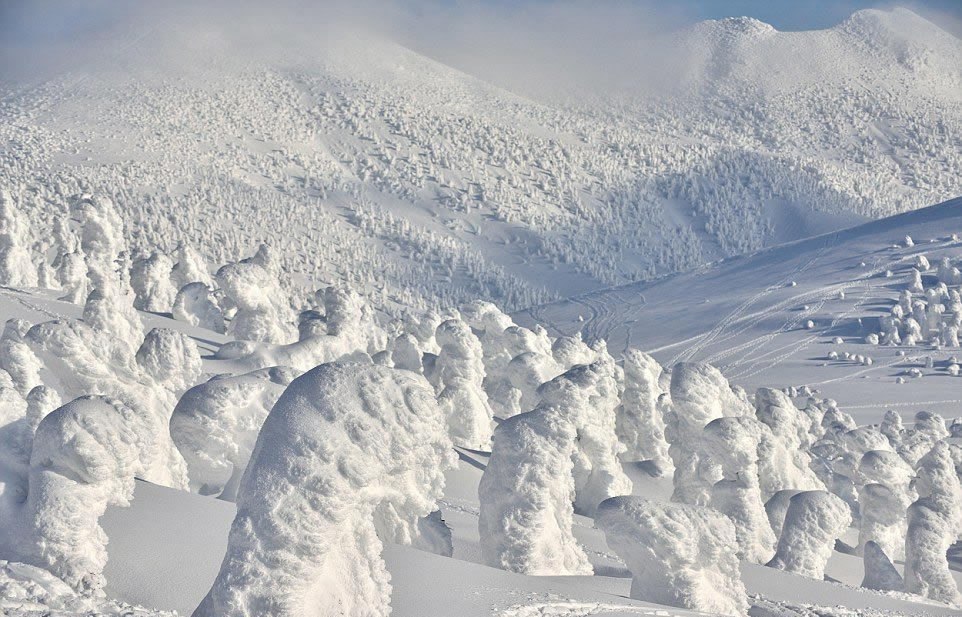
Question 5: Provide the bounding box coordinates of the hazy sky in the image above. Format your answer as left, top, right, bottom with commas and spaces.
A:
3, 0, 961, 44
1, 0, 960, 87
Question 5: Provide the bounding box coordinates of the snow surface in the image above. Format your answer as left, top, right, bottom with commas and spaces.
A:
2, 5, 962, 617
520, 196, 962, 424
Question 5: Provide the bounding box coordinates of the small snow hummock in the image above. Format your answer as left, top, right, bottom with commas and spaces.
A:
767, 490, 851, 579
194, 362, 453, 617
595, 496, 749, 617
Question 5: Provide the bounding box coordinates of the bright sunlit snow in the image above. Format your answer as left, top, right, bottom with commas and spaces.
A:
2, 2, 962, 616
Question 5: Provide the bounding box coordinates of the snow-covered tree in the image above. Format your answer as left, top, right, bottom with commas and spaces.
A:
0, 189, 38, 288
170, 243, 213, 289
616, 349, 670, 471
755, 388, 825, 500
862, 540, 903, 592
172, 282, 226, 332
665, 362, 750, 506
0, 396, 143, 593
767, 490, 852, 579
702, 416, 776, 563
434, 318, 494, 449
0, 319, 43, 396
537, 356, 631, 515
477, 403, 590, 575
596, 496, 749, 617
130, 251, 178, 313
170, 367, 294, 499
215, 248, 294, 344
195, 362, 453, 617
903, 441, 962, 605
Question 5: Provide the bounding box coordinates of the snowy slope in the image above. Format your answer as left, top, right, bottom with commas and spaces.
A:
100, 467, 962, 617
2, 7, 960, 314
519, 196, 962, 424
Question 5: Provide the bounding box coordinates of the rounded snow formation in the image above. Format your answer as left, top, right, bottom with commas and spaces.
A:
16, 396, 142, 593
595, 496, 749, 617
767, 490, 852, 579
478, 404, 590, 576
170, 367, 295, 500
194, 362, 453, 617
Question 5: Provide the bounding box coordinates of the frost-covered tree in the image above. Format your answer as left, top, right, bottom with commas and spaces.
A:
170, 367, 295, 499
170, 243, 213, 289
904, 441, 962, 605
389, 333, 423, 373
135, 328, 202, 395
57, 250, 88, 304
862, 540, 903, 592
754, 388, 825, 500
505, 350, 562, 415
215, 248, 295, 344
0, 319, 43, 397
172, 282, 226, 333
703, 416, 776, 563
856, 449, 915, 559
477, 403, 591, 575
72, 194, 128, 295
25, 319, 192, 489
0, 189, 38, 288
767, 490, 852, 579
537, 357, 631, 515
551, 333, 597, 369
765, 489, 802, 539
616, 349, 670, 471
0, 396, 143, 593
194, 363, 453, 617
665, 362, 750, 506
434, 318, 494, 449
130, 251, 178, 313
596, 496, 749, 617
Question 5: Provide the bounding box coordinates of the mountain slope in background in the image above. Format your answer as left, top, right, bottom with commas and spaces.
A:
519, 195, 962, 424
2, 7, 959, 316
